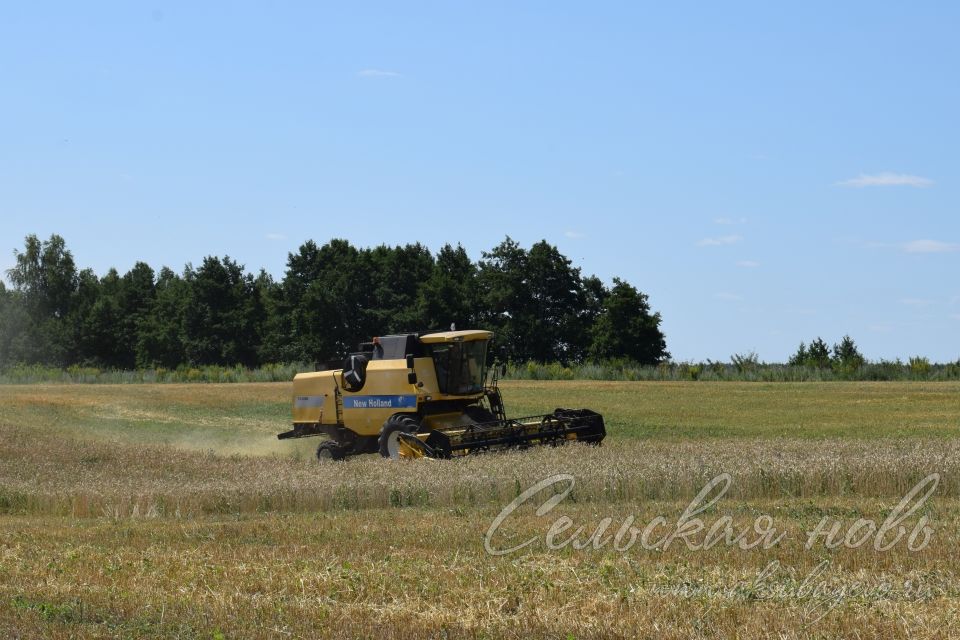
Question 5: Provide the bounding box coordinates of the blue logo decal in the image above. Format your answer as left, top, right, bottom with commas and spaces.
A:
343, 395, 417, 409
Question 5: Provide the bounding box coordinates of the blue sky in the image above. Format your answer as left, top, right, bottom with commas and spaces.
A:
2, 2, 958, 361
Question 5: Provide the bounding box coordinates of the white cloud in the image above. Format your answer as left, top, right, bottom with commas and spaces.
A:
899, 297, 935, 306
736, 260, 760, 268
564, 231, 585, 239
265, 233, 286, 241
358, 69, 401, 78
714, 292, 743, 301
714, 217, 748, 225
903, 239, 960, 254
697, 235, 742, 247
837, 172, 933, 188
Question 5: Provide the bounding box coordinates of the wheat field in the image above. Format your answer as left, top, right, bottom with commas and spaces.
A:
2, 381, 960, 638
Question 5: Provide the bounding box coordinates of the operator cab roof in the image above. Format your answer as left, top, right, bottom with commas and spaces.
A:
419, 329, 493, 343
364, 329, 493, 360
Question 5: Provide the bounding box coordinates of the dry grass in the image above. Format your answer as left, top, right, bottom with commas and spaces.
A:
3, 504, 960, 639
2, 381, 960, 637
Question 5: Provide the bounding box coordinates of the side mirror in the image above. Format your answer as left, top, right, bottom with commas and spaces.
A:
408, 371, 418, 385
405, 354, 415, 369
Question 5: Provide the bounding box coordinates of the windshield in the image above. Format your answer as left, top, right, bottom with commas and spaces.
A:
429, 340, 488, 395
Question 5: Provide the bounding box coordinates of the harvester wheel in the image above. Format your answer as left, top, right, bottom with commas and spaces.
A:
316, 440, 346, 462
379, 414, 421, 459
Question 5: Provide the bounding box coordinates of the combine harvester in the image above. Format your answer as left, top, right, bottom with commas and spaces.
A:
277, 329, 605, 460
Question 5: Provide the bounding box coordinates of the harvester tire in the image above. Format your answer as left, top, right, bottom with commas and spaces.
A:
379, 414, 420, 459
316, 440, 346, 462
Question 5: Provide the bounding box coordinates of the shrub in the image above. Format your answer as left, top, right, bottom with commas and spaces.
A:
909, 356, 932, 378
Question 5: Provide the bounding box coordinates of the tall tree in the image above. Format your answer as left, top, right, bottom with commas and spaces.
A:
832, 335, 864, 371
0, 283, 34, 366
278, 239, 375, 363
418, 243, 478, 330
589, 278, 668, 364
5, 234, 79, 364
806, 338, 831, 368
367, 243, 433, 333
118, 262, 157, 367
136, 267, 188, 367
524, 240, 588, 363
183, 256, 261, 366
478, 237, 605, 363
477, 237, 532, 361
79, 269, 125, 367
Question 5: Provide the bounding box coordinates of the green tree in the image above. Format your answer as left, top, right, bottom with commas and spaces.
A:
275, 239, 375, 363
589, 278, 669, 364
788, 341, 808, 366
183, 256, 262, 366
136, 267, 189, 367
477, 237, 533, 361
418, 243, 478, 330
0, 282, 34, 367
367, 243, 433, 333
252, 269, 279, 364
5, 234, 79, 364
523, 241, 591, 363
806, 337, 832, 368
115, 262, 157, 367
832, 335, 864, 372
78, 269, 125, 367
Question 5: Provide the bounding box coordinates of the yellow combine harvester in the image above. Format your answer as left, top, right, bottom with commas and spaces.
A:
277, 329, 605, 460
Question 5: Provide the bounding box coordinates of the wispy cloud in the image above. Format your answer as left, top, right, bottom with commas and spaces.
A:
714, 217, 748, 225
265, 233, 286, 241
358, 69, 401, 78
564, 230, 585, 239
837, 172, 933, 188
900, 297, 935, 306
697, 235, 742, 247
714, 292, 744, 301
736, 260, 760, 268
903, 239, 960, 254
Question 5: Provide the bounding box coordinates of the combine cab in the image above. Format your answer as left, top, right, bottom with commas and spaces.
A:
277, 330, 605, 460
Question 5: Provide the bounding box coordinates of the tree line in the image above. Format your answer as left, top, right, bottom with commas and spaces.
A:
0, 234, 669, 370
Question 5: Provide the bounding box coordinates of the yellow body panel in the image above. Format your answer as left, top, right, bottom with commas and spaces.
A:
292, 332, 489, 438
291, 371, 337, 424
340, 359, 418, 436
